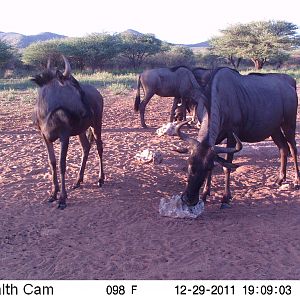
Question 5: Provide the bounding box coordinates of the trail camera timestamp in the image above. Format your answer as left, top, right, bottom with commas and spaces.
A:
243, 284, 292, 296
175, 284, 235, 296
175, 284, 293, 297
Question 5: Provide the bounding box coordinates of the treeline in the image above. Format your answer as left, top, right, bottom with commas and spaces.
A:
0, 20, 300, 74
0, 32, 197, 73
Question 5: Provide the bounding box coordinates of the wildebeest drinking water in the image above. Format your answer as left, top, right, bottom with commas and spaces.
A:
176, 67, 299, 209
134, 66, 205, 128
31, 55, 104, 209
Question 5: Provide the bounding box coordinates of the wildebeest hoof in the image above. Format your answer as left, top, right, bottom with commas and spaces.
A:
274, 177, 285, 186
72, 182, 81, 189
48, 196, 57, 203
202, 191, 210, 203
220, 202, 232, 209
57, 203, 67, 210
98, 179, 104, 187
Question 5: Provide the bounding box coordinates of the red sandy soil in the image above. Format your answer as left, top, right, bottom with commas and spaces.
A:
0, 89, 299, 280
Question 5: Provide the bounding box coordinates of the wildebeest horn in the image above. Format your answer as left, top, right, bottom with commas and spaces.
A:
213, 132, 242, 154
47, 57, 51, 70
214, 155, 239, 169
62, 55, 71, 78
175, 121, 199, 147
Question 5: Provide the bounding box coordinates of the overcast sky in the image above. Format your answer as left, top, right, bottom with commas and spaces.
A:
1, 0, 299, 44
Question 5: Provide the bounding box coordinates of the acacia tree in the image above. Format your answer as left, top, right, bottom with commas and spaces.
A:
81, 34, 122, 70
22, 39, 63, 68
0, 40, 14, 68
210, 25, 245, 69
119, 32, 163, 69
22, 34, 122, 70
210, 20, 300, 69
167, 45, 195, 66
57, 38, 87, 70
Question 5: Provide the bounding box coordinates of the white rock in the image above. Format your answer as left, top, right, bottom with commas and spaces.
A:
278, 183, 291, 190
156, 122, 177, 137
135, 149, 163, 164
159, 194, 204, 219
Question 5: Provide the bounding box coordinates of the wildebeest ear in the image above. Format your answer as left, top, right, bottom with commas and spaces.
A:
30, 75, 43, 87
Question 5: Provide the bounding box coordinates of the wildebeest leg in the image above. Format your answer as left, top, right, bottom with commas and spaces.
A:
73, 133, 91, 189
58, 135, 70, 210
221, 162, 233, 209
281, 126, 300, 188
191, 104, 197, 123
170, 97, 180, 122
92, 127, 105, 187
43, 137, 59, 202
139, 92, 154, 128
271, 130, 289, 186
202, 171, 212, 202
181, 99, 187, 121
221, 135, 236, 209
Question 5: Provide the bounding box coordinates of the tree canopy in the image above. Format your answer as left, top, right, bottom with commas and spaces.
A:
0, 40, 14, 67
22, 32, 164, 70
118, 32, 163, 69
210, 20, 300, 69
22, 39, 62, 68
18, 20, 300, 71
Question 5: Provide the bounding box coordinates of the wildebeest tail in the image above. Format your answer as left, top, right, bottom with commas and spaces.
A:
134, 74, 141, 112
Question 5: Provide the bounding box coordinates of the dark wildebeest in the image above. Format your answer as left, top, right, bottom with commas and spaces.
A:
176, 67, 299, 209
193, 67, 212, 87
172, 67, 212, 122
31, 55, 104, 209
172, 98, 194, 122
134, 66, 205, 128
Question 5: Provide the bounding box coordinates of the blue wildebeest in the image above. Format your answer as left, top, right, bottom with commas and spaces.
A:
31, 55, 104, 209
172, 67, 212, 122
176, 67, 299, 209
134, 66, 207, 128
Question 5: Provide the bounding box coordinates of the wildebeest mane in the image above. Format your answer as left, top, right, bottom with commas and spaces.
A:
69, 75, 93, 119
169, 65, 191, 72
248, 72, 271, 76
196, 67, 240, 111
192, 67, 210, 71
204, 67, 239, 96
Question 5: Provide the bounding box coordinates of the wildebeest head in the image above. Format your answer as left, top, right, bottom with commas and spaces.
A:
176, 121, 242, 206
31, 55, 72, 87
31, 55, 85, 111
30, 55, 88, 140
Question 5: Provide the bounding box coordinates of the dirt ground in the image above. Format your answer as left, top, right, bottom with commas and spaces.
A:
0, 88, 300, 280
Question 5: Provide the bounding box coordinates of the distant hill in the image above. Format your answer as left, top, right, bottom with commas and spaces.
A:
185, 41, 210, 48
0, 32, 67, 48
121, 29, 144, 36
0, 29, 208, 49
121, 29, 209, 48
